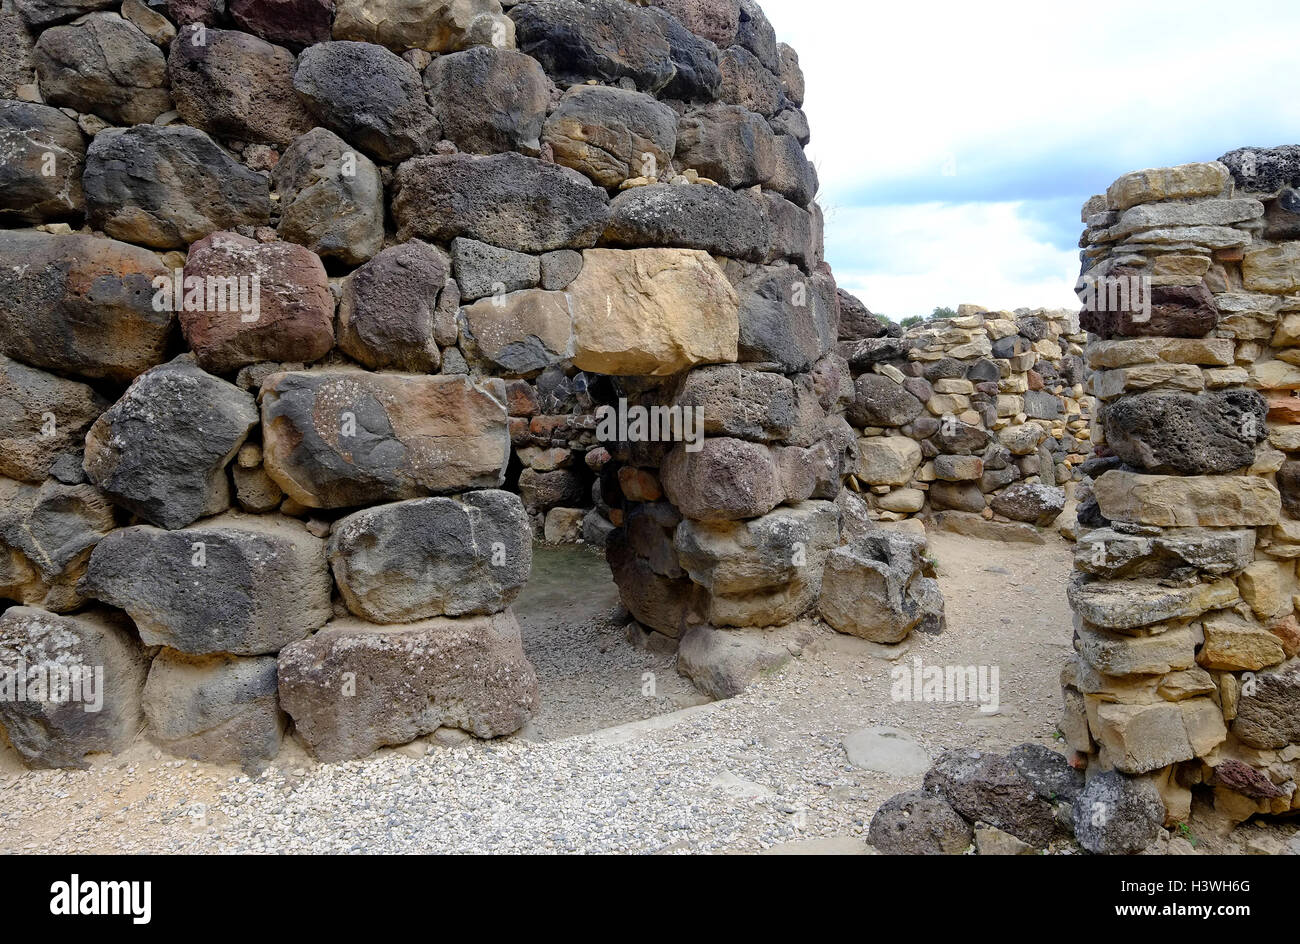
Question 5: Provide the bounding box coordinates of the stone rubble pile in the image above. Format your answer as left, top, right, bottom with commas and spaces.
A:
0, 0, 950, 767
840, 299, 1091, 538
1064, 151, 1300, 843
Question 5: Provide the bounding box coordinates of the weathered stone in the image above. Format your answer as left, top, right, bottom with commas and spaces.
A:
83, 357, 256, 528
180, 232, 334, 374
272, 127, 384, 265
461, 289, 572, 377
819, 533, 943, 643
332, 0, 505, 53
604, 183, 768, 261
0, 478, 115, 612
510, 0, 673, 91
1231, 658, 1300, 749
449, 237, 539, 301
293, 41, 439, 163
924, 749, 1057, 847
660, 437, 809, 521
1103, 390, 1265, 475
1072, 770, 1165, 855
84, 124, 271, 249
843, 726, 931, 777
1068, 576, 1237, 632
167, 27, 310, 146
735, 265, 835, 372
542, 85, 675, 187
675, 103, 773, 190
764, 132, 817, 206
645, 0, 738, 46
642, 4, 722, 101
329, 490, 528, 622
83, 512, 330, 654
394, 152, 610, 252
142, 649, 284, 769
0, 606, 146, 768
1106, 162, 1229, 211
1074, 620, 1197, 676
0, 100, 84, 223
0, 355, 106, 483
277, 610, 539, 761
518, 466, 583, 512
674, 500, 838, 627
1218, 146, 1300, 194
230, 0, 333, 48
426, 46, 551, 155
1009, 742, 1084, 804
990, 483, 1066, 526
1242, 242, 1300, 295
1199, 617, 1287, 671
867, 790, 971, 856
540, 249, 583, 291
671, 364, 796, 442
848, 374, 922, 428
34, 13, 170, 124
855, 436, 921, 487
568, 248, 738, 376
1093, 470, 1281, 527
1075, 527, 1255, 579
928, 481, 985, 514
1237, 560, 1297, 621
1080, 279, 1219, 340
261, 371, 509, 508
836, 288, 885, 341
933, 454, 983, 483
718, 44, 779, 117
337, 241, 448, 373
675, 620, 814, 698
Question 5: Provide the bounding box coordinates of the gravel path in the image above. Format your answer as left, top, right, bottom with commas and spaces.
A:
4, 530, 1288, 854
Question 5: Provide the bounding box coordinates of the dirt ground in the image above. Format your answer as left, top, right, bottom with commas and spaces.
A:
0, 530, 1293, 854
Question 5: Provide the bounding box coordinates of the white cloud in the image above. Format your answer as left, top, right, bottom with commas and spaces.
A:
754, 0, 1300, 315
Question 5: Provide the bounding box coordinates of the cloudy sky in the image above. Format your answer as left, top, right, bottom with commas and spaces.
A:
760, 0, 1300, 320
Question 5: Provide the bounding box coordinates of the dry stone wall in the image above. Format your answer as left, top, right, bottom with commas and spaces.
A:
1064, 148, 1300, 841
0, 0, 948, 767
839, 300, 1092, 537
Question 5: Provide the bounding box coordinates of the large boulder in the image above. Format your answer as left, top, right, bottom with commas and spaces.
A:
82, 513, 331, 654
1071, 770, 1165, 855
645, 0, 738, 46
0, 478, 116, 612
34, 13, 171, 124
142, 649, 285, 769
848, 373, 923, 428
331, 0, 507, 53
1231, 658, 1300, 749
674, 500, 839, 627
425, 46, 551, 155
1102, 390, 1266, 475
450, 236, 540, 300
293, 40, 440, 163
766, 132, 818, 205
277, 611, 539, 761
867, 790, 972, 855
603, 183, 768, 261
543, 85, 676, 187
394, 152, 610, 252
328, 490, 531, 623
0, 230, 173, 382
84, 124, 271, 249
272, 127, 385, 265
510, 0, 674, 91
671, 364, 797, 442
260, 371, 509, 508
336, 241, 450, 372
0, 354, 106, 483
0, 100, 84, 223
642, 4, 722, 102
230, 0, 334, 48
736, 265, 837, 372
718, 44, 779, 117
0, 606, 148, 769
0, 4, 35, 97
660, 437, 816, 520
675, 620, 816, 698
179, 232, 334, 374
819, 533, 945, 642
167, 28, 312, 146
82, 357, 258, 529
837, 288, 886, 341
567, 248, 738, 376
675, 103, 774, 189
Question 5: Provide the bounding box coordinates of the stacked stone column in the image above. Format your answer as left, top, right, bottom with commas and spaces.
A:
1065, 152, 1300, 837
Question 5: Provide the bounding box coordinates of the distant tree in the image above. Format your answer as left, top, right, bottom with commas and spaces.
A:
900, 314, 925, 328
929, 306, 957, 321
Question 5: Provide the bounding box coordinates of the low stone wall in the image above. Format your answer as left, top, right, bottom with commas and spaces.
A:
838, 301, 1092, 536
1064, 149, 1300, 841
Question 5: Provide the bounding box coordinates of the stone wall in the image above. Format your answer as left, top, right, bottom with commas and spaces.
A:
0, 0, 947, 768
839, 301, 1092, 536
1064, 149, 1300, 840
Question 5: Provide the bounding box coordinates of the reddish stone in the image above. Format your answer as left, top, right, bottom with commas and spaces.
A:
1214, 758, 1286, 799
1268, 614, 1300, 658
529, 414, 572, 439
506, 379, 539, 417
618, 466, 662, 502
1027, 369, 1044, 391
585, 446, 612, 471
1079, 270, 1218, 339
1267, 397, 1300, 424
1213, 247, 1245, 263
180, 232, 334, 374
508, 417, 531, 445
229, 0, 335, 48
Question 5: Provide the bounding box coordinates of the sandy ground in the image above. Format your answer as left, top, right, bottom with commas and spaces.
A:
0, 530, 1294, 854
